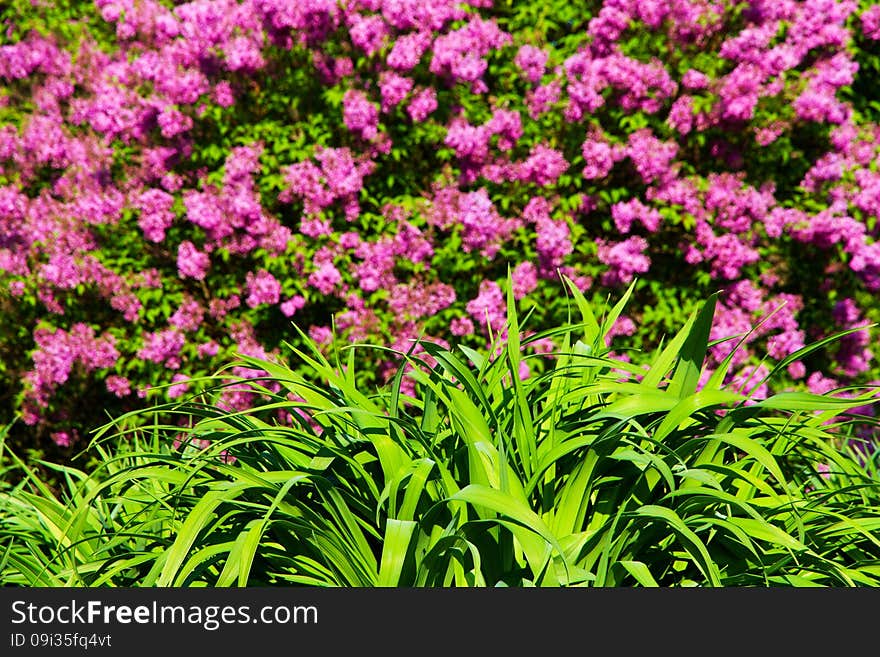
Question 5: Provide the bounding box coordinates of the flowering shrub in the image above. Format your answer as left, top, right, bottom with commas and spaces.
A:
2, 0, 880, 453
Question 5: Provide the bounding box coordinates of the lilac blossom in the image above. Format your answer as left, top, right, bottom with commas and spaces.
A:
466, 280, 506, 334
407, 87, 437, 121
245, 269, 282, 308
514, 45, 548, 84
597, 237, 651, 286
176, 241, 210, 280
343, 89, 380, 140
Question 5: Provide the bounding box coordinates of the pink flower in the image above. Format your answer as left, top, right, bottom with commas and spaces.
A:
626, 129, 677, 184
136, 188, 175, 242
458, 189, 518, 257
863, 6, 880, 40
169, 297, 204, 332
597, 237, 651, 286
386, 31, 431, 71
309, 325, 333, 345
581, 135, 617, 180
388, 281, 456, 319
511, 261, 538, 299
526, 80, 561, 118
342, 89, 379, 140
486, 109, 522, 151
245, 269, 281, 308
527, 198, 572, 276
51, 431, 73, 448
611, 199, 662, 234
807, 372, 839, 395
379, 72, 413, 112
167, 373, 190, 399
682, 69, 709, 89
466, 280, 506, 334
138, 329, 184, 368
350, 14, 388, 55
430, 17, 511, 90
106, 375, 131, 397
309, 261, 342, 295
213, 81, 235, 107
668, 96, 694, 135
788, 361, 806, 379
514, 45, 548, 84
176, 241, 210, 280
198, 341, 220, 358
517, 145, 568, 186
280, 295, 306, 317
30, 324, 119, 391
157, 106, 192, 138
450, 316, 475, 336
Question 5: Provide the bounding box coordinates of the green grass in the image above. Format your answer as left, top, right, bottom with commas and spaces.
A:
1, 279, 879, 586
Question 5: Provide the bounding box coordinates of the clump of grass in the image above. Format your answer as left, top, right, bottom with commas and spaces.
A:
2, 280, 879, 586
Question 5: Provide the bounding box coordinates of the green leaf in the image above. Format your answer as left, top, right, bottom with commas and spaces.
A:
668, 293, 717, 399
450, 484, 564, 578
617, 560, 659, 587
377, 519, 417, 587
633, 505, 722, 586
725, 517, 806, 551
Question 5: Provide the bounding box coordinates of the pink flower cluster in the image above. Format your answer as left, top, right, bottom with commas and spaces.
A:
21, 324, 119, 425
1, 0, 879, 448
280, 146, 374, 222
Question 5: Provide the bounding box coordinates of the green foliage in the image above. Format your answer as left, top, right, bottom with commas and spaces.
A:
2, 283, 879, 587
